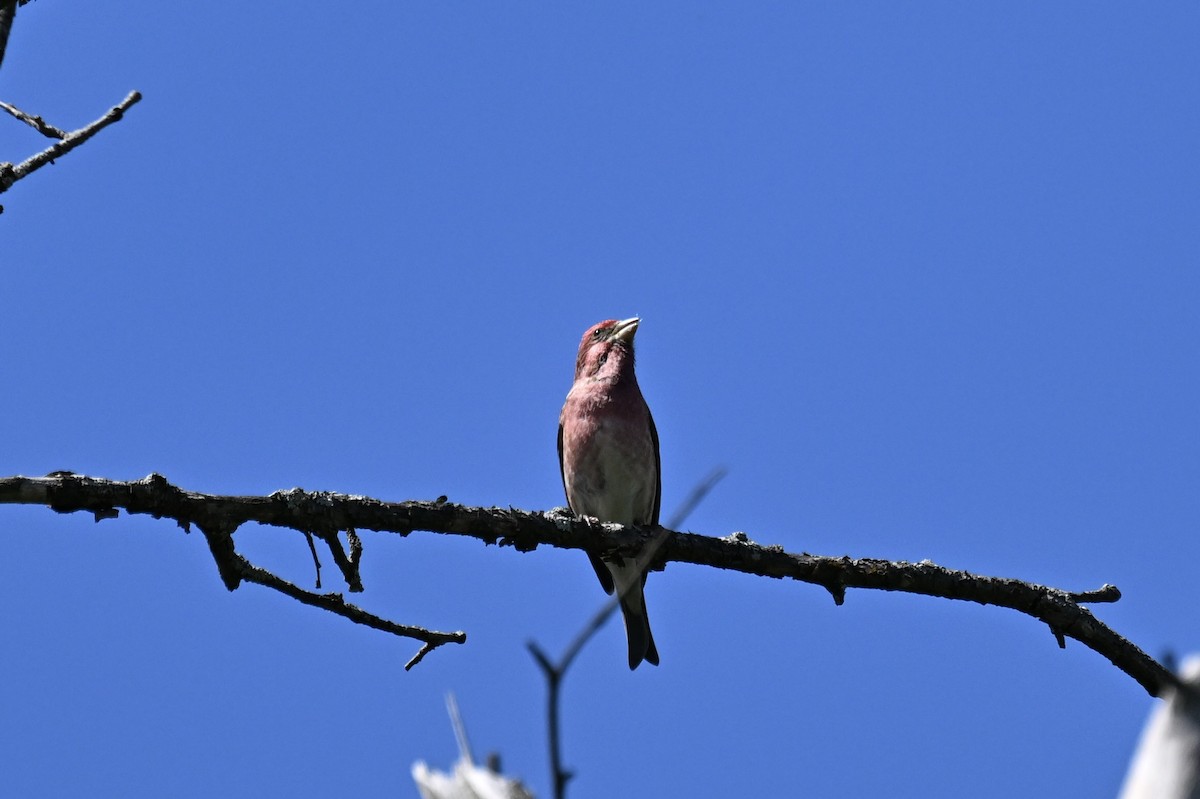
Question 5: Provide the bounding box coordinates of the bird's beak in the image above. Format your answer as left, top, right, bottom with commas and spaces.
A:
611, 317, 640, 344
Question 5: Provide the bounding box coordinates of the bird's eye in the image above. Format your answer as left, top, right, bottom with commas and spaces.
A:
593, 328, 606, 340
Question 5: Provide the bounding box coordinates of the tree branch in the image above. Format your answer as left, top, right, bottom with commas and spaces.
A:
3, 472, 464, 667
0, 98, 68, 139
0, 472, 1175, 695
0, 90, 142, 209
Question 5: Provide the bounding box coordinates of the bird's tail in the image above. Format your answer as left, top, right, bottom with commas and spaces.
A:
619, 578, 659, 670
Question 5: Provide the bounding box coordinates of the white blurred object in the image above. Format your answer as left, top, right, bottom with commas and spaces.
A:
412, 694, 535, 799
1119, 655, 1200, 799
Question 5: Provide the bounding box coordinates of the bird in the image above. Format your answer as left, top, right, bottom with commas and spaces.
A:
558, 317, 661, 669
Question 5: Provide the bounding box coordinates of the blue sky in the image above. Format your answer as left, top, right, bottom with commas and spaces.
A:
2, 3, 1197, 796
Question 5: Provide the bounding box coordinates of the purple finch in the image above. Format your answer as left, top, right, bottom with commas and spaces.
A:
558, 317, 661, 669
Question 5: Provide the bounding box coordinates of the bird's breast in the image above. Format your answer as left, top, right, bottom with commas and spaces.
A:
560, 388, 656, 527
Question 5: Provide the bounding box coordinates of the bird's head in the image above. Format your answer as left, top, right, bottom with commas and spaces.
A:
573, 317, 640, 381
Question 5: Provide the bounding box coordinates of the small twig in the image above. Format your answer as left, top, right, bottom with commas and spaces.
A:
0, 99, 67, 139
348, 528, 363, 570
1066, 584, 1121, 603
405, 642, 438, 671
0, 90, 142, 197
527, 641, 572, 799
303, 531, 322, 589
234, 553, 465, 654
316, 529, 363, 593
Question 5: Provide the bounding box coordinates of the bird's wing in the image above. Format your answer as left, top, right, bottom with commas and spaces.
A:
649, 409, 662, 527
556, 419, 568, 505
559, 416, 615, 594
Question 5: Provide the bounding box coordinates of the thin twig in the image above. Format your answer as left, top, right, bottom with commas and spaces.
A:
348, 528, 363, 572
405, 642, 438, 671
527, 641, 572, 799
0, 99, 67, 139
316, 529, 363, 592
235, 550, 465, 653
303, 531, 322, 589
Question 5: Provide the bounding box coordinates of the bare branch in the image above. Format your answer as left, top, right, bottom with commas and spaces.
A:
303, 530, 322, 589
234, 549, 464, 653
194, 513, 464, 664
1, 473, 465, 666
317, 528, 364, 593
0, 90, 142, 201
0, 99, 68, 139
0, 472, 1174, 696
527, 641, 572, 799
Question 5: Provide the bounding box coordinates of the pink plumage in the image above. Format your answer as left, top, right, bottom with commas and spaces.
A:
558, 317, 661, 669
